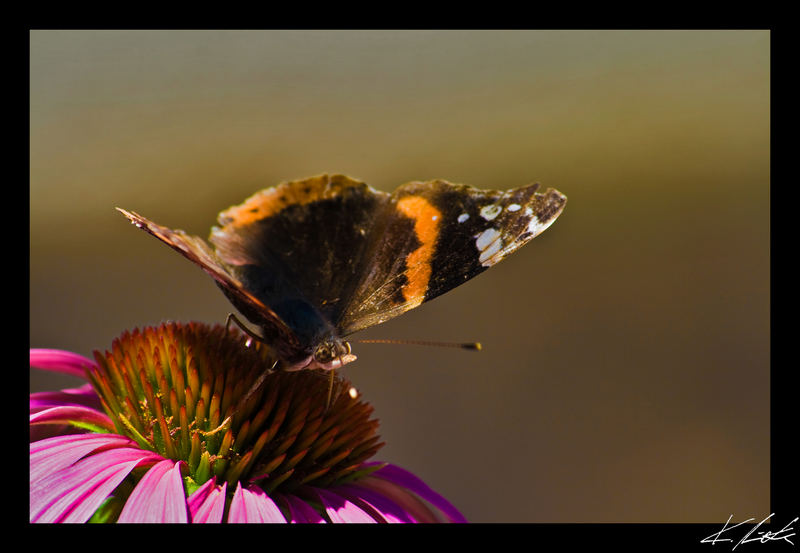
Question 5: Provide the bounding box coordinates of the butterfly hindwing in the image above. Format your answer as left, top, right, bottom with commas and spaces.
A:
208, 175, 393, 348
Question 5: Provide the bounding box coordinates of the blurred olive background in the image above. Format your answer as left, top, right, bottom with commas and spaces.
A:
30, 30, 769, 523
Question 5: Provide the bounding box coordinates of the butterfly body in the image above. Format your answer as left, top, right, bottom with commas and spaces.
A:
118, 174, 566, 371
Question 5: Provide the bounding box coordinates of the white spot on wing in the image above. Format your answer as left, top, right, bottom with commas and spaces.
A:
479, 237, 503, 264
507, 203, 521, 212
475, 228, 504, 266
475, 228, 501, 250
457, 213, 469, 223
526, 215, 555, 237
480, 204, 503, 221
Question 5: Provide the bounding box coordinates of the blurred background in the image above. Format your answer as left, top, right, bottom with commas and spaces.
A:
30, 30, 769, 523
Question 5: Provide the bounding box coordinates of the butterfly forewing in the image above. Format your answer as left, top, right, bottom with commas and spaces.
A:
337, 180, 567, 335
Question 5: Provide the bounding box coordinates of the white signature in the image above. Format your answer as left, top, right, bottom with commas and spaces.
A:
701, 514, 797, 549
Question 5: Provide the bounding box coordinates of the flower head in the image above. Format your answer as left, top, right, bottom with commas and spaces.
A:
30, 322, 466, 523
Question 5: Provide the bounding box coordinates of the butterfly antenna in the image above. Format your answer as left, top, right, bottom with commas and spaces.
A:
357, 338, 482, 351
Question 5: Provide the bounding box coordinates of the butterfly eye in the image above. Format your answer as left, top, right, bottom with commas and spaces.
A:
313, 343, 335, 363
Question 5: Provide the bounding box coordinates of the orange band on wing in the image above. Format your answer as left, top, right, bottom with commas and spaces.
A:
396, 196, 441, 306
218, 174, 363, 228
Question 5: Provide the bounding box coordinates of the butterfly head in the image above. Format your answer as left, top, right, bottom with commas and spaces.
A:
314, 339, 356, 371
283, 338, 356, 372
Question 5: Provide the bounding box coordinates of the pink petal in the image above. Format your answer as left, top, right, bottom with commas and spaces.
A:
308, 487, 379, 523
333, 483, 416, 523
30, 433, 137, 484
354, 476, 438, 522
30, 349, 96, 378
367, 463, 467, 523
188, 479, 228, 523
186, 477, 216, 517
228, 483, 286, 523
117, 460, 188, 523
275, 493, 326, 523
30, 445, 163, 523
30, 406, 114, 432
30, 383, 102, 412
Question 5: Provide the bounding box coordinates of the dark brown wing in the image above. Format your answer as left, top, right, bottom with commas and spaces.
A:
206, 175, 392, 346
336, 180, 567, 336
116, 208, 303, 360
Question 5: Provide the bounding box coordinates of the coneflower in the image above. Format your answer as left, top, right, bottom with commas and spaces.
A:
30, 322, 465, 523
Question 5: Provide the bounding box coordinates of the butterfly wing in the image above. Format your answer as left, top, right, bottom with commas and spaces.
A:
116, 208, 304, 360
207, 175, 393, 348
336, 179, 567, 335
119, 175, 566, 354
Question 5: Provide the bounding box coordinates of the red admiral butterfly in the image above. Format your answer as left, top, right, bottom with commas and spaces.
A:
118, 174, 566, 372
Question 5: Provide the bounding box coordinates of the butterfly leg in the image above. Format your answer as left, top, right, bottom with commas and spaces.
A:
202, 358, 278, 436
326, 368, 336, 411
225, 312, 266, 346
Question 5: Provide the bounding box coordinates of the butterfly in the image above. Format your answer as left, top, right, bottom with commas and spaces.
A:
118, 174, 566, 372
